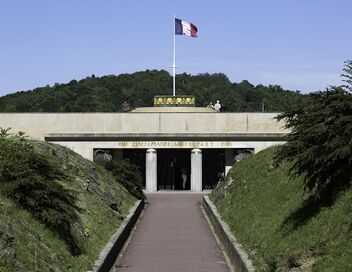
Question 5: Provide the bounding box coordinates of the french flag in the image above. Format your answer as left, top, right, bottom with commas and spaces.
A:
175, 18, 198, 37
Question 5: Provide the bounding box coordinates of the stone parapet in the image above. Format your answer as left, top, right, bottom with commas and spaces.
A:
89, 199, 145, 272
132, 107, 215, 112
0, 112, 288, 141
202, 196, 255, 272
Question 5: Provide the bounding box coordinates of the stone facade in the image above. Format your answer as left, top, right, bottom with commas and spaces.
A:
0, 111, 288, 192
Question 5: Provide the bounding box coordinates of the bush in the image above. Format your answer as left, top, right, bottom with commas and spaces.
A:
3, 177, 82, 255
0, 133, 63, 182
0, 133, 82, 255
100, 160, 145, 200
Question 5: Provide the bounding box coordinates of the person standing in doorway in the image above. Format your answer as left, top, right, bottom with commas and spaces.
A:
181, 167, 187, 190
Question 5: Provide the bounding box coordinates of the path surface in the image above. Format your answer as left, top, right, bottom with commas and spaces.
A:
116, 193, 229, 272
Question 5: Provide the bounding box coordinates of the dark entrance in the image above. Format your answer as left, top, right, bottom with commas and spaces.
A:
202, 149, 225, 190
157, 149, 191, 190
123, 149, 146, 188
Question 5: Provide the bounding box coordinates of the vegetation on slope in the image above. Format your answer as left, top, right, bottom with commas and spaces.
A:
275, 60, 352, 201
99, 160, 145, 200
210, 61, 352, 271
210, 147, 352, 271
0, 131, 142, 271
0, 70, 307, 112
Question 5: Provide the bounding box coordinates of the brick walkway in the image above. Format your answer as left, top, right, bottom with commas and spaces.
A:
116, 193, 228, 272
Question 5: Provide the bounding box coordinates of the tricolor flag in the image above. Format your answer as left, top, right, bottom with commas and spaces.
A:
175, 18, 198, 37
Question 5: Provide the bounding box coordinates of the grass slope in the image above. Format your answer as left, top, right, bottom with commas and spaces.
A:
0, 141, 136, 271
210, 147, 352, 272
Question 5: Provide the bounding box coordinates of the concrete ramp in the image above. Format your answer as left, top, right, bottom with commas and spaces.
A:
115, 193, 229, 272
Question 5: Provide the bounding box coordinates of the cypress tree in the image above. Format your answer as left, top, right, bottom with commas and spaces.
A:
275, 60, 352, 202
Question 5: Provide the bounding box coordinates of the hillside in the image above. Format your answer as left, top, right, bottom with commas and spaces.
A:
0, 135, 140, 271
210, 147, 352, 271
0, 70, 307, 112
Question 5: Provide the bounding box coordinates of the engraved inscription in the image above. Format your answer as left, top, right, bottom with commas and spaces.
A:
117, 141, 233, 148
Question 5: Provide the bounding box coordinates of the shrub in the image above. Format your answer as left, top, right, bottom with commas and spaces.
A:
100, 160, 144, 199
3, 177, 82, 255
0, 133, 82, 255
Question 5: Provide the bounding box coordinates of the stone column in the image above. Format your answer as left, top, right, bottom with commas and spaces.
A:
191, 148, 202, 192
225, 149, 234, 176
146, 148, 157, 192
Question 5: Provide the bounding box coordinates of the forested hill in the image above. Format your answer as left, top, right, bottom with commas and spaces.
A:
0, 70, 308, 112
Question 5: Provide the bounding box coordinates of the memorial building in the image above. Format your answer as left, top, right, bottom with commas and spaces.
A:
0, 95, 288, 192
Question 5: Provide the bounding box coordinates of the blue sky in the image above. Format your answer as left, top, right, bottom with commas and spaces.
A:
0, 0, 351, 96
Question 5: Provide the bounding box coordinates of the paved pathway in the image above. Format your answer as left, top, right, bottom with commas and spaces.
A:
116, 193, 228, 272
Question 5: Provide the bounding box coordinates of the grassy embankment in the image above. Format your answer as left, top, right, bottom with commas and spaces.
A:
210, 147, 352, 271
0, 138, 138, 271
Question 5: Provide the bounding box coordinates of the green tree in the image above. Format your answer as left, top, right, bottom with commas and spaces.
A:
275, 60, 352, 202
0, 70, 307, 113
342, 59, 352, 91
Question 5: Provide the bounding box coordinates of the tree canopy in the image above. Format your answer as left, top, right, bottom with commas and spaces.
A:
275, 60, 352, 201
0, 70, 307, 112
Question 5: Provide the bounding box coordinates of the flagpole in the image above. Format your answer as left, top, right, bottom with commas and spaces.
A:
173, 14, 176, 96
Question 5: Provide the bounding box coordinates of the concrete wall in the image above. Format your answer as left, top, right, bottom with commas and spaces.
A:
0, 112, 287, 140
0, 112, 288, 161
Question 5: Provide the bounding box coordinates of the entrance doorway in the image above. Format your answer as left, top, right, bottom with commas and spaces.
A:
202, 149, 225, 190
157, 149, 191, 190
123, 149, 146, 188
